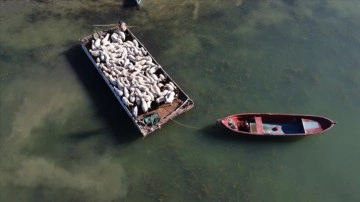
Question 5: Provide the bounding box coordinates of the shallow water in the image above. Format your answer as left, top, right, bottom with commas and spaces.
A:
1, 0, 359, 201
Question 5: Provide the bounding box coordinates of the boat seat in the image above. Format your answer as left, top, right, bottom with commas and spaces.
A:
301, 118, 320, 134
254, 116, 264, 134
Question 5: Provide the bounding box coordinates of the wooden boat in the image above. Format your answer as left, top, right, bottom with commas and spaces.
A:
80, 24, 194, 136
217, 113, 336, 136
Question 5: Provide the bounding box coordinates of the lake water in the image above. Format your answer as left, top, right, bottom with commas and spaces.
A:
1, 0, 359, 201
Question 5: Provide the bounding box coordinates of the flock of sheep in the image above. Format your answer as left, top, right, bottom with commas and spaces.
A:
88, 28, 178, 118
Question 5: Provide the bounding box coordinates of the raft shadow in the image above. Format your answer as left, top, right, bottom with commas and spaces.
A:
66, 127, 112, 141
65, 44, 142, 144
122, 0, 140, 10
201, 124, 305, 143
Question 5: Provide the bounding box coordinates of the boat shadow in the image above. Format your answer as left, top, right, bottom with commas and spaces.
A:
64, 44, 142, 144
201, 124, 305, 143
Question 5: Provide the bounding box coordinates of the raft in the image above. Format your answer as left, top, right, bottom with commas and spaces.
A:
80, 25, 194, 136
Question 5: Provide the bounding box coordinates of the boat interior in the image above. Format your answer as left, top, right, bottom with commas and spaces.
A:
233, 116, 321, 135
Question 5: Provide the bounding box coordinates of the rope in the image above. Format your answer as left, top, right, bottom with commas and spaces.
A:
93, 24, 118, 27
170, 119, 201, 130
93, 24, 140, 28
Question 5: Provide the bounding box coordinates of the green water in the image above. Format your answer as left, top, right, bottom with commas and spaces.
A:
1, 0, 359, 201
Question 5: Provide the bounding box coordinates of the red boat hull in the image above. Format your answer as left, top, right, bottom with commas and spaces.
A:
217, 113, 336, 136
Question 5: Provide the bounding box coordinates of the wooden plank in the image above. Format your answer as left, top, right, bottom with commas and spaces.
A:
254, 116, 264, 134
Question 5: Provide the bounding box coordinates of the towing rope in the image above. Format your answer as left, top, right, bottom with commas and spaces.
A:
170, 119, 201, 130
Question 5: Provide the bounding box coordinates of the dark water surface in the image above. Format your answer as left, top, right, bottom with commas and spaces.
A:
1, 1, 359, 201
